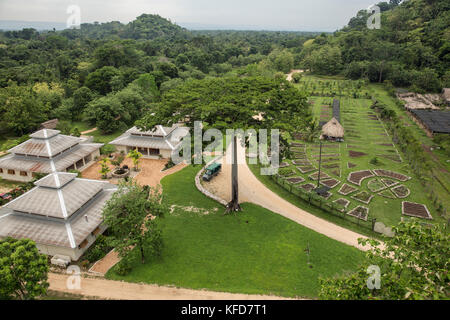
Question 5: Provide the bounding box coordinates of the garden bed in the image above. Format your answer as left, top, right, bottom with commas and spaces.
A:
367, 179, 386, 193
378, 189, 396, 199
320, 178, 340, 189
296, 166, 316, 173
381, 178, 398, 187
292, 160, 311, 165
347, 162, 357, 169
348, 150, 367, 158
286, 177, 306, 184
347, 170, 374, 186
347, 206, 369, 221
402, 201, 432, 220
338, 183, 357, 196
351, 191, 374, 204
278, 168, 297, 177
333, 198, 350, 212
308, 171, 330, 181
299, 183, 316, 192
372, 169, 410, 182
391, 185, 410, 198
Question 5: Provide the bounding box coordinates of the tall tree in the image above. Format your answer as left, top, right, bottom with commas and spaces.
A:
0, 238, 49, 300
319, 220, 449, 300
103, 181, 166, 264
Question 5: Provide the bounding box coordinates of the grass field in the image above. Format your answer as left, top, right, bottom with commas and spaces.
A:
370, 84, 450, 209
271, 76, 446, 228
106, 165, 366, 298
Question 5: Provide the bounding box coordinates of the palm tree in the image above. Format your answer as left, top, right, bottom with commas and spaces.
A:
127, 149, 143, 171
99, 158, 110, 179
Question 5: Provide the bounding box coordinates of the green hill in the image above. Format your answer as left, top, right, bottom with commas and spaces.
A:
301, 0, 450, 92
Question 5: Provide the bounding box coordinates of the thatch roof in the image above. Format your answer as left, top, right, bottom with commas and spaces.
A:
322, 117, 344, 138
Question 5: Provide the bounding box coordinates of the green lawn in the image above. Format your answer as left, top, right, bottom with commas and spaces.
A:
269, 76, 445, 228
106, 165, 366, 298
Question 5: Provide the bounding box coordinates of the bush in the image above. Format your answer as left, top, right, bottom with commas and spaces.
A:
115, 257, 132, 276
100, 144, 116, 156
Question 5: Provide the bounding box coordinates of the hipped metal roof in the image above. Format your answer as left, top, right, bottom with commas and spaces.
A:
0, 173, 117, 248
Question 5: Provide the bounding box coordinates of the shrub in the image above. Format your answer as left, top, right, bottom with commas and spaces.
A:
100, 144, 116, 156
82, 235, 113, 263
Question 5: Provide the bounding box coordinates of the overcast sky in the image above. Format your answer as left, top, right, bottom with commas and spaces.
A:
0, 0, 379, 31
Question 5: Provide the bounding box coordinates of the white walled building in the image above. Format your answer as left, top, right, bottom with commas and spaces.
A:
110, 125, 189, 159
0, 172, 117, 261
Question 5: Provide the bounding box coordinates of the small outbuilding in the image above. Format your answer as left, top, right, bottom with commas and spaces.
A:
321, 117, 344, 141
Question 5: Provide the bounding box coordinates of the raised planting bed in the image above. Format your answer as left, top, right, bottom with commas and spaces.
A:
318, 191, 333, 200
347, 206, 369, 221
317, 157, 340, 163
299, 183, 316, 192
391, 185, 410, 198
378, 189, 396, 199
308, 171, 330, 181
338, 183, 357, 196
331, 169, 341, 177
278, 162, 290, 168
347, 162, 357, 169
296, 166, 316, 174
311, 153, 340, 158
381, 178, 398, 188
351, 191, 374, 204
333, 198, 350, 212
310, 144, 339, 149
293, 153, 307, 159
372, 169, 410, 182
367, 179, 386, 193
402, 201, 432, 220
378, 154, 402, 163
320, 178, 341, 189
348, 150, 367, 158
286, 177, 305, 184
347, 170, 374, 186
278, 168, 297, 177
291, 143, 305, 148
323, 163, 340, 169
292, 159, 310, 165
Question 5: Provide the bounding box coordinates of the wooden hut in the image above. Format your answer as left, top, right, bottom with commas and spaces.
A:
321, 117, 344, 141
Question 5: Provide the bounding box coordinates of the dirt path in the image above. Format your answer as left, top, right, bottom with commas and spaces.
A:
286, 69, 304, 82
81, 157, 187, 188
204, 141, 370, 251
48, 273, 298, 300
81, 127, 98, 135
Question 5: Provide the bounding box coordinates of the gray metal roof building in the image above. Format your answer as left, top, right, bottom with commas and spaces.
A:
0, 129, 103, 181
0, 172, 117, 260
110, 125, 189, 158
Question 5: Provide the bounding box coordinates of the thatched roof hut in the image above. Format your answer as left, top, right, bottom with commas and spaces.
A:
321, 117, 344, 139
